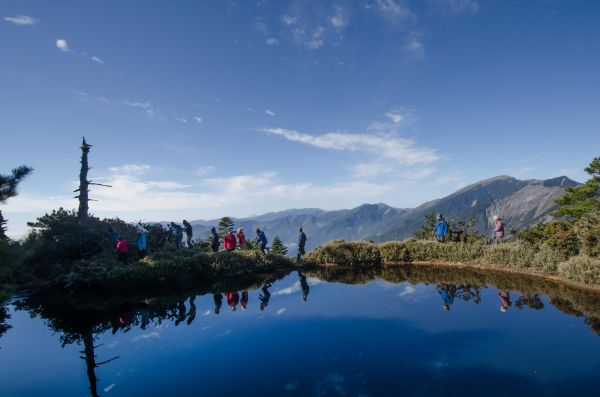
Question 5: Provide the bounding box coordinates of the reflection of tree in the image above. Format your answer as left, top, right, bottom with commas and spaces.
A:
0, 305, 11, 343
81, 331, 119, 397
515, 294, 544, 310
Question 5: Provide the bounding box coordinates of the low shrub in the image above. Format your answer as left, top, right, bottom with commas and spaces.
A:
558, 255, 600, 286
304, 240, 381, 267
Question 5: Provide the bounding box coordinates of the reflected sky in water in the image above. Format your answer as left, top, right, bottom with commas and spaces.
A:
2, 267, 600, 396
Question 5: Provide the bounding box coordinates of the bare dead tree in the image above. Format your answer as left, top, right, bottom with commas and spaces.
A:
74, 138, 111, 219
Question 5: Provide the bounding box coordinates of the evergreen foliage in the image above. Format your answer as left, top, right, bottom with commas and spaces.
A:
414, 211, 436, 239
0, 164, 33, 239
270, 235, 287, 255
218, 217, 235, 238
554, 156, 600, 220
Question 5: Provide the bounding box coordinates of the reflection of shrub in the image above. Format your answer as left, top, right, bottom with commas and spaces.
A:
304, 240, 381, 267
558, 255, 600, 286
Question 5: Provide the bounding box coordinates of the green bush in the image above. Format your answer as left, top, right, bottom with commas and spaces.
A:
575, 211, 600, 257
558, 255, 600, 286
304, 240, 381, 267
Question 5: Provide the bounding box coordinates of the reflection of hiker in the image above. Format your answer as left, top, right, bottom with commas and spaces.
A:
259, 283, 271, 311
175, 299, 187, 326
210, 227, 220, 252
213, 293, 223, 314
437, 284, 455, 311
227, 291, 240, 311
297, 227, 307, 262
224, 230, 237, 251
298, 271, 309, 302
256, 228, 268, 254
493, 215, 505, 244
499, 290, 511, 312
109, 227, 120, 251
237, 228, 246, 250
183, 220, 193, 248
116, 237, 129, 263
187, 295, 197, 325
171, 222, 184, 248
434, 214, 449, 243
137, 228, 147, 259
241, 290, 249, 310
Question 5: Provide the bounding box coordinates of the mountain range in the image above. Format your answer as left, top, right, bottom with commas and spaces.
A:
187, 175, 578, 251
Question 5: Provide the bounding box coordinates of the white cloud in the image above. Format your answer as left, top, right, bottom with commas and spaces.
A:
274, 278, 322, 296
174, 116, 188, 123
428, 0, 480, 15
91, 55, 104, 64
282, 14, 298, 26
368, 0, 415, 24
109, 164, 151, 175
405, 35, 425, 58
56, 39, 70, 52
123, 100, 160, 118
369, 107, 417, 132
4, 15, 37, 26
193, 116, 203, 124
330, 5, 349, 31
260, 127, 438, 166
266, 109, 275, 116
97, 96, 110, 104
196, 166, 215, 176
277, 308, 286, 315
265, 37, 279, 46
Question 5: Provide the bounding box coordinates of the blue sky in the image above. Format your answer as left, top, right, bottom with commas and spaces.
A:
1, 0, 599, 237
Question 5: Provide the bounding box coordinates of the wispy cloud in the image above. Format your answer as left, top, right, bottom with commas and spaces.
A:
4, 15, 37, 26
196, 166, 215, 176
265, 37, 279, 46
193, 116, 203, 124
123, 100, 161, 118
330, 5, 350, 31
109, 164, 152, 175
405, 35, 425, 58
259, 127, 437, 166
174, 116, 188, 123
91, 55, 104, 64
367, 0, 415, 24
56, 39, 70, 52
266, 109, 275, 116
428, 0, 480, 15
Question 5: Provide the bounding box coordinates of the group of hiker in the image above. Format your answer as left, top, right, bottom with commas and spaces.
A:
108, 222, 308, 263
436, 283, 539, 313
433, 213, 505, 243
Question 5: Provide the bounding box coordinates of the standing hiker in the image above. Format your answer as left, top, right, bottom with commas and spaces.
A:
493, 215, 505, 244
210, 227, 220, 252
137, 228, 147, 259
116, 237, 129, 263
224, 230, 237, 251
434, 214, 449, 243
237, 228, 246, 250
297, 227, 307, 262
183, 219, 193, 249
255, 228, 268, 254
171, 222, 184, 249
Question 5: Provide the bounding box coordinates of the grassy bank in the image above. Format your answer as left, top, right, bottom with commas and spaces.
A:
304, 239, 600, 288
29, 248, 296, 291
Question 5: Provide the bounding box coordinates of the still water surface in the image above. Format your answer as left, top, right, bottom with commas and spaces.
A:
2, 265, 600, 396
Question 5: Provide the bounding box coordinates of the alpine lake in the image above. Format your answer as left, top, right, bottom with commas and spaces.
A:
2, 263, 600, 397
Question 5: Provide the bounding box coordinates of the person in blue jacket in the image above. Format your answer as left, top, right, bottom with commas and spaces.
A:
170, 222, 184, 248
255, 228, 268, 254
137, 228, 147, 259
434, 214, 449, 242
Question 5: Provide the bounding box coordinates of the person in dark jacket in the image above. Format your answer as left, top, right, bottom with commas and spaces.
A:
213, 293, 223, 314
255, 228, 268, 254
210, 227, 220, 252
434, 214, 449, 243
183, 220, 193, 249
298, 271, 309, 302
171, 222, 184, 248
297, 227, 307, 262
259, 283, 271, 311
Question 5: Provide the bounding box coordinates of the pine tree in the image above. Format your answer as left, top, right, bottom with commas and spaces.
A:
554, 157, 600, 220
0, 164, 33, 240
218, 216, 235, 238
270, 235, 287, 255
414, 211, 437, 239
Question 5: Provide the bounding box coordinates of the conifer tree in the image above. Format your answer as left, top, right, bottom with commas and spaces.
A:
414, 211, 437, 239
554, 157, 600, 220
270, 235, 287, 255
218, 216, 235, 238
0, 164, 33, 240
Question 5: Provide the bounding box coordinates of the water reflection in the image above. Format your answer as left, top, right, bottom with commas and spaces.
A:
4, 264, 600, 396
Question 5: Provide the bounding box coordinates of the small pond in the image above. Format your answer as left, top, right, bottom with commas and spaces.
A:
2, 264, 600, 396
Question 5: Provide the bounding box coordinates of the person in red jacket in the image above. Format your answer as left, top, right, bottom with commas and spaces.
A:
227, 291, 239, 311
224, 230, 237, 251
116, 237, 129, 263
237, 228, 246, 250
